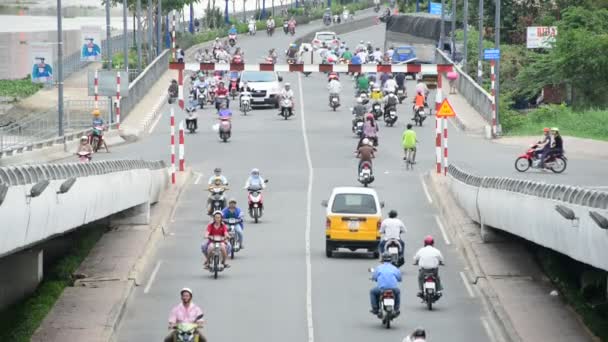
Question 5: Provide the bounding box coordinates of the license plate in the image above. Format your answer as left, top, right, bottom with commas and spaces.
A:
348, 220, 359, 230
383, 298, 395, 306
388, 247, 398, 254
425, 282, 436, 290
397, 90, 403, 94
253, 204, 259, 207
390, 111, 396, 115
228, 218, 236, 224
357, 122, 363, 127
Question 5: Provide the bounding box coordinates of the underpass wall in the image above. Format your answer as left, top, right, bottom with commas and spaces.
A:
447, 164, 608, 272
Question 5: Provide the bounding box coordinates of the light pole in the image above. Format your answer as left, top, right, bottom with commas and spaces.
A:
416, 0, 420, 12
147, 0, 152, 59
225, 0, 230, 24
451, 0, 456, 59
189, 3, 194, 33
439, 0, 445, 50
262, 0, 266, 19
494, 0, 501, 133
463, 0, 468, 73
477, 0, 483, 84
105, 0, 113, 124
57, 0, 64, 137
123, 0, 128, 71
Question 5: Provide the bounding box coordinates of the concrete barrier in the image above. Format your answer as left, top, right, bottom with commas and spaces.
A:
0, 159, 168, 258
447, 164, 608, 271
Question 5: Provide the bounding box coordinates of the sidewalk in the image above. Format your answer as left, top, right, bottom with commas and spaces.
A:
439, 79, 490, 135
427, 172, 597, 342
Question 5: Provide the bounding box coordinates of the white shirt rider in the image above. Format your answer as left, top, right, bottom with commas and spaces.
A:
281, 87, 294, 100
327, 79, 342, 95
356, 50, 368, 62
414, 245, 444, 269
372, 50, 383, 62
380, 218, 406, 241
383, 78, 398, 93
266, 18, 275, 28
208, 175, 229, 186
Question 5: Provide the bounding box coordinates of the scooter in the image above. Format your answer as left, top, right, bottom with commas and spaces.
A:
218, 117, 231, 142
240, 91, 252, 115
185, 103, 198, 133
280, 98, 293, 119
371, 102, 383, 120
514, 144, 567, 173
248, 22, 256, 35
384, 105, 398, 127
196, 85, 207, 109
413, 106, 427, 126
358, 161, 375, 187
208, 236, 227, 279
267, 25, 275, 36
329, 94, 340, 111
289, 25, 295, 36
247, 179, 268, 223
228, 33, 237, 47
216, 95, 228, 112
385, 238, 404, 267
208, 187, 227, 214
415, 261, 444, 310
369, 268, 397, 329
77, 151, 92, 163
224, 217, 242, 259
333, 14, 341, 24
89, 126, 108, 153
230, 78, 239, 100
283, 22, 289, 34
173, 314, 204, 341
396, 87, 406, 104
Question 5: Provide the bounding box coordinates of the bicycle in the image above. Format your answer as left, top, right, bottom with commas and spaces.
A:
404, 146, 416, 170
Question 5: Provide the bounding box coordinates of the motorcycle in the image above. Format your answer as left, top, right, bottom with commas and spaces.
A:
89, 126, 108, 153
384, 105, 398, 127
514, 144, 567, 173
323, 15, 331, 26
228, 33, 237, 47
267, 25, 275, 36
173, 314, 204, 341
333, 14, 341, 24
286, 56, 297, 64
248, 22, 256, 35
208, 236, 227, 279
248, 180, 268, 223
196, 85, 207, 108
240, 91, 252, 115
288, 25, 295, 36
371, 102, 383, 120
280, 97, 293, 119
216, 95, 228, 111
230, 79, 239, 100
416, 262, 444, 310
224, 217, 242, 258
329, 94, 340, 111
218, 117, 231, 142
208, 85, 217, 104
385, 238, 404, 267
359, 91, 370, 105
283, 22, 289, 34
413, 106, 427, 126
369, 268, 397, 328
208, 186, 227, 214
358, 161, 374, 187
374, 3, 380, 12
396, 87, 406, 104
185, 104, 198, 133
77, 151, 92, 163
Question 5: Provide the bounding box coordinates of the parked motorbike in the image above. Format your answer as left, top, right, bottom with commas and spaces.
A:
240, 91, 252, 115
208, 236, 227, 279
371, 102, 383, 120
218, 117, 231, 142
280, 97, 294, 119
173, 314, 204, 341
514, 144, 567, 173
396, 87, 406, 104
358, 161, 374, 187
77, 151, 92, 163
224, 217, 242, 259
228, 33, 237, 47
384, 105, 398, 127
247, 180, 268, 223
208, 187, 227, 214
329, 94, 340, 111
369, 268, 397, 328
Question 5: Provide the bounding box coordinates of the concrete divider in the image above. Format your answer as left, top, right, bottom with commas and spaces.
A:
0, 160, 168, 258
447, 164, 608, 271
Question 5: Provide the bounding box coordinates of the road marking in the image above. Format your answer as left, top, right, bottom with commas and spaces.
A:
434, 214, 451, 245
297, 73, 315, 342
194, 172, 202, 185
459, 271, 475, 298
420, 175, 433, 204
147, 96, 166, 134
143, 260, 162, 294
481, 316, 497, 342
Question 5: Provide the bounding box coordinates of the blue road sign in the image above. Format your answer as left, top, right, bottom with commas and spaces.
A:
429, 2, 442, 15
483, 48, 500, 60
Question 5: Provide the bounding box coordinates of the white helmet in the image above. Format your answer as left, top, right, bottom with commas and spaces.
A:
356, 97, 363, 104
251, 168, 260, 175
285, 82, 291, 87
362, 138, 370, 145
80, 135, 88, 141
180, 287, 193, 296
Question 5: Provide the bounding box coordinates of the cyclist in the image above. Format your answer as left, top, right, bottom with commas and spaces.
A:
402, 123, 417, 164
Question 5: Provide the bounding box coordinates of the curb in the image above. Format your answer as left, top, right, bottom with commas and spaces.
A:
423, 171, 521, 342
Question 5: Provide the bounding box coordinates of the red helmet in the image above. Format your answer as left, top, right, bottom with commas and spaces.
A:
366, 113, 374, 120
424, 235, 434, 246
328, 72, 339, 80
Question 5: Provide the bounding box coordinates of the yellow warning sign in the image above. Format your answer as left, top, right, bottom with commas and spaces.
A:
436, 99, 456, 117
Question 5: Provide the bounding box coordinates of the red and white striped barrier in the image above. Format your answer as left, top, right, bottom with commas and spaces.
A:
178, 120, 185, 171
435, 116, 441, 174
94, 69, 99, 110
170, 107, 176, 184
435, 73, 443, 111
177, 64, 184, 110
443, 118, 448, 175
490, 60, 497, 137
170, 62, 453, 74
116, 71, 121, 128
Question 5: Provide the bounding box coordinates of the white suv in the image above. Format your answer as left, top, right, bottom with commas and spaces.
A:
239, 71, 283, 108
312, 31, 340, 50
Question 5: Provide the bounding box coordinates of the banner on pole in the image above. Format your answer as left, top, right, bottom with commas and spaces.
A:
80, 26, 103, 61
30, 44, 54, 84
87, 70, 130, 97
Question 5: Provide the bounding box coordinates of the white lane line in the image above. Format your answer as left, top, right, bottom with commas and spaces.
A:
481, 316, 498, 342
420, 175, 433, 204
297, 72, 315, 342
147, 96, 166, 134
194, 173, 202, 185
434, 214, 451, 245
459, 271, 475, 298
143, 260, 162, 294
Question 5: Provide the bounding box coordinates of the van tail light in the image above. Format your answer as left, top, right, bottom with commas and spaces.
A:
326, 218, 331, 229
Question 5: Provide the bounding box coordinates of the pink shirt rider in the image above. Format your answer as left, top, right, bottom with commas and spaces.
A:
168, 302, 204, 325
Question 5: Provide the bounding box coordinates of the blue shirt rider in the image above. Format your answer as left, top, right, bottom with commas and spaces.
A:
222, 199, 245, 249
91, 109, 104, 136
228, 25, 237, 35
370, 253, 402, 316
244, 168, 266, 190
350, 55, 362, 65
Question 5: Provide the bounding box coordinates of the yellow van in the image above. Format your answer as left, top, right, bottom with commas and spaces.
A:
321, 187, 384, 258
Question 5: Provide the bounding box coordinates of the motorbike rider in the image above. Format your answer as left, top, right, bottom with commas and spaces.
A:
212, 37, 223, 51
341, 46, 353, 62
352, 97, 368, 127
395, 72, 406, 90
203, 211, 231, 268
207, 177, 229, 215
222, 199, 245, 249
90, 109, 105, 144
186, 93, 198, 130
168, 79, 178, 101
403, 328, 427, 342
363, 113, 379, 146
383, 74, 398, 94
379, 210, 406, 259
248, 16, 256, 32
382, 90, 399, 114
286, 43, 298, 61
356, 40, 366, 52
386, 45, 395, 60
356, 48, 368, 64
278, 83, 295, 116
413, 89, 426, 120
356, 74, 370, 95
366, 41, 373, 54
268, 48, 278, 64
415, 75, 429, 100
175, 45, 185, 63
215, 81, 229, 110
244, 168, 266, 190
370, 83, 383, 103
541, 127, 563, 168
355, 138, 375, 176
208, 167, 229, 186
372, 47, 384, 63
327, 76, 342, 104
370, 252, 402, 316
287, 16, 297, 32
164, 288, 206, 342
77, 136, 93, 159
323, 7, 332, 22
402, 124, 417, 163
534, 127, 551, 161
228, 24, 238, 36
414, 235, 444, 297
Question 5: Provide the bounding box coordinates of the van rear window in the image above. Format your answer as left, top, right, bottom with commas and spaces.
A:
331, 194, 377, 214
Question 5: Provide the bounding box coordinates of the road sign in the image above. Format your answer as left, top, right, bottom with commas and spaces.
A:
429, 2, 442, 15
436, 99, 456, 117
483, 48, 500, 60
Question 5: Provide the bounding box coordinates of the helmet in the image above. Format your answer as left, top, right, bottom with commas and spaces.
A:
214, 167, 221, 173
285, 83, 291, 87
251, 168, 260, 175
366, 113, 374, 120
80, 135, 88, 141
228, 198, 237, 204
417, 89, 423, 95
360, 40, 364, 44
551, 127, 559, 132
388, 210, 397, 218
92, 109, 100, 116
212, 210, 223, 217
381, 252, 392, 262
215, 37, 219, 41
180, 287, 193, 297
424, 235, 434, 246
411, 328, 426, 338
543, 127, 550, 132
362, 138, 370, 145
356, 97, 363, 104
367, 41, 371, 45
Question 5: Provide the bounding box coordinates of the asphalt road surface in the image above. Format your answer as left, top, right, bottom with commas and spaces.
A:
108, 23, 498, 341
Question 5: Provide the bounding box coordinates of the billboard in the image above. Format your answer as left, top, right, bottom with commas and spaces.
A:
30, 44, 54, 84
81, 26, 103, 61
527, 26, 557, 49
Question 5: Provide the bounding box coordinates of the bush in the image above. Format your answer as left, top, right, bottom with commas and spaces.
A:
0, 78, 43, 99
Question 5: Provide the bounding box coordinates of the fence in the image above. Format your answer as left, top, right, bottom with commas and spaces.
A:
121, 49, 170, 118
435, 49, 492, 124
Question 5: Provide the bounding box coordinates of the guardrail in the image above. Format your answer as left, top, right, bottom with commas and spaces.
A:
121, 49, 170, 118
435, 49, 492, 123
447, 164, 608, 271
0, 159, 168, 258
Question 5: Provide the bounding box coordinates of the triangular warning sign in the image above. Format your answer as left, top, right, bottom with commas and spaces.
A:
436, 99, 456, 117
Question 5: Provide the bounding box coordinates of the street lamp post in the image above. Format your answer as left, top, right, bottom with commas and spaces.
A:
123, 0, 128, 71
494, 0, 501, 133
189, 3, 194, 33
262, 0, 266, 19
225, 0, 230, 24
157, 0, 162, 56
463, 0, 468, 73
451, 0, 456, 60
477, 0, 483, 84
57, 0, 64, 137
439, 0, 445, 49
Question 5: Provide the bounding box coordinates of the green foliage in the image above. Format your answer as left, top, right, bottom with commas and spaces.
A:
0, 227, 106, 342
102, 0, 200, 13
0, 78, 43, 99
108, 48, 145, 70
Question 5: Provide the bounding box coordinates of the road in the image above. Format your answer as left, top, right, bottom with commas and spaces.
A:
106, 23, 495, 341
